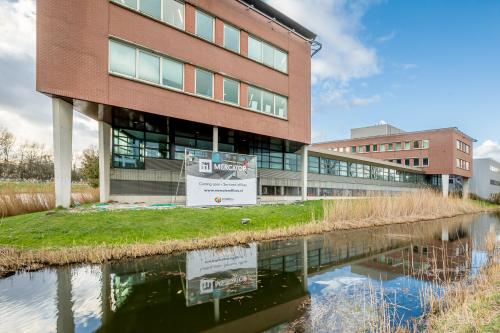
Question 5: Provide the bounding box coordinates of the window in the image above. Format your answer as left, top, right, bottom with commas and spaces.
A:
223, 23, 240, 53
358, 146, 364, 153
248, 36, 262, 62
223, 77, 239, 105
365, 145, 371, 152
351, 146, 356, 153
422, 139, 430, 149
413, 158, 420, 167
388, 143, 394, 151
164, 0, 184, 29
138, 51, 160, 83
262, 90, 274, 114
423, 158, 429, 166
247, 86, 287, 118
395, 142, 402, 151
414, 140, 421, 149
456, 140, 471, 154
380, 144, 386, 152
195, 68, 213, 98
262, 42, 274, 67
405, 159, 410, 166
247, 35, 288, 73
248, 86, 262, 111
373, 144, 378, 152
274, 94, 288, 118
404, 141, 411, 150
140, 0, 161, 19
114, 0, 137, 9
162, 57, 183, 89
275, 49, 288, 73
109, 40, 136, 78
196, 10, 214, 42
396, 159, 402, 164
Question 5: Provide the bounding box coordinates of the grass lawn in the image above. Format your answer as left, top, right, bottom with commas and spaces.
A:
0, 201, 324, 249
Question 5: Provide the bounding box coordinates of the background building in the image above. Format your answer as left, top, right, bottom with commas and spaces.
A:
313, 124, 475, 197
37, 0, 426, 206
470, 158, 500, 200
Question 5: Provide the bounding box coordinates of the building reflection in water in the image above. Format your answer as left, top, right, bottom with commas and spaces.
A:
0, 213, 498, 333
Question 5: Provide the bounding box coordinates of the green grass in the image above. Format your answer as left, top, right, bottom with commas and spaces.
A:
0, 201, 324, 249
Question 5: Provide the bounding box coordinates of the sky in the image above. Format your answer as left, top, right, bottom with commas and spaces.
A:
0, 0, 499, 161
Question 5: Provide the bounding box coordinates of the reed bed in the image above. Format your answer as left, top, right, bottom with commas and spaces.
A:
0, 183, 99, 218
323, 189, 484, 229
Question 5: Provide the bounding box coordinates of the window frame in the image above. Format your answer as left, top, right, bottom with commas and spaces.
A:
195, 68, 214, 99
138, 0, 162, 20
223, 22, 240, 53
222, 77, 240, 105
247, 34, 288, 74
163, 0, 185, 30
137, 49, 161, 84
161, 56, 184, 91
195, 9, 215, 43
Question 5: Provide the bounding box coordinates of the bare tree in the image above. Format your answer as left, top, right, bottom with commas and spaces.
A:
0, 127, 15, 162
80, 146, 99, 188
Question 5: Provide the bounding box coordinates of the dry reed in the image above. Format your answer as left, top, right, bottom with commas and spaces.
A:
323, 189, 485, 229
0, 184, 99, 218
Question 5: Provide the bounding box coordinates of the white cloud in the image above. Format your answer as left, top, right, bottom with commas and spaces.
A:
0, 0, 97, 157
351, 94, 381, 106
376, 30, 397, 43
474, 140, 500, 162
0, 0, 36, 59
268, 0, 380, 83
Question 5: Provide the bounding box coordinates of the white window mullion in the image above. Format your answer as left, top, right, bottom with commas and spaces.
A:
159, 54, 163, 86
160, 0, 164, 21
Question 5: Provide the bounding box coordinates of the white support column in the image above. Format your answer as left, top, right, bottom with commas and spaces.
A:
441, 226, 449, 242
462, 177, 470, 200
52, 98, 73, 208
442, 174, 450, 198
301, 145, 308, 201
99, 120, 111, 203
302, 238, 308, 293
212, 126, 218, 152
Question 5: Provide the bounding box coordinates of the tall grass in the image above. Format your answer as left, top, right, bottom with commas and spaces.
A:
0, 183, 99, 217
323, 189, 484, 229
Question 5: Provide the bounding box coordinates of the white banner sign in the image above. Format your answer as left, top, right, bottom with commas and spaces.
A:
185, 148, 257, 207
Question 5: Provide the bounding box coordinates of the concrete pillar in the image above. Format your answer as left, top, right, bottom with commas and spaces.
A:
462, 177, 470, 200
52, 98, 73, 208
213, 298, 220, 323
213, 126, 218, 152
56, 267, 75, 333
99, 120, 111, 203
442, 174, 450, 198
301, 146, 308, 201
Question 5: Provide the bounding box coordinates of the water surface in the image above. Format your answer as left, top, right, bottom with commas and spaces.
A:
1, 213, 498, 333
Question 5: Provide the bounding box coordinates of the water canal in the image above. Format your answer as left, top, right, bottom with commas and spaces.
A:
1, 213, 499, 333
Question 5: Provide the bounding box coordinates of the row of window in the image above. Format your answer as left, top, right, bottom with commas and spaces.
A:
456, 140, 471, 154
111, 0, 288, 73
386, 158, 429, 167
490, 165, 500, 173
332, 139, 430, 154
491, 179, 500, 186
109, 40, 288, 118
456, 158, 471, 171
307, 156, 425, 183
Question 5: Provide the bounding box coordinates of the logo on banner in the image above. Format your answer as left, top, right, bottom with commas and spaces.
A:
199, 159, 212, 173
200, 279, 214, 294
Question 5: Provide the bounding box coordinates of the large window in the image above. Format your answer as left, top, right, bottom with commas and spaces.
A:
139, 0, 161, 19
109, 40, 136, 78
196, 10, 214, 42
223, 78, 239, 105
195, 68, 213, 98
224, 23, 240, 53
109, 40, 184, 90
163, 0, 184, 29
138, 50, 160, 84
247, 35, 288, 73
247, 85, 288, 118
162, 58, 183, 89
113, 0, 185, 29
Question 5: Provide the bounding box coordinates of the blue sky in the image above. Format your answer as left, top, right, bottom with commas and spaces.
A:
0, 0, 499, 160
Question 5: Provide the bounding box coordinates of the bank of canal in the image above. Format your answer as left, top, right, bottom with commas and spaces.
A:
0, 212, 498, 332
